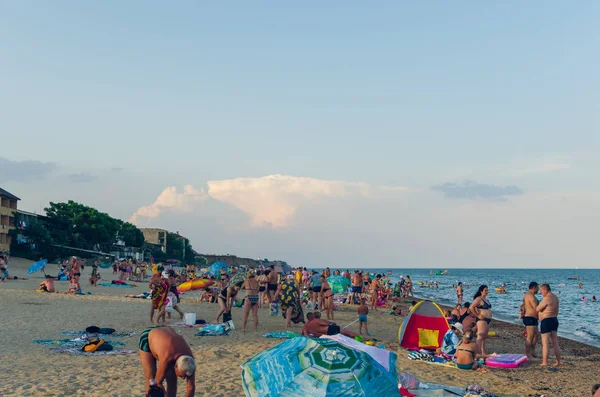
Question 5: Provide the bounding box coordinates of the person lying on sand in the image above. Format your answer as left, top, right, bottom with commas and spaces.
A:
138, 326, 195, 397
301, 312, 357, 338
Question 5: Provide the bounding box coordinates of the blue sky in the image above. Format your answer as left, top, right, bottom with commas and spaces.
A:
1, 2, 599, 268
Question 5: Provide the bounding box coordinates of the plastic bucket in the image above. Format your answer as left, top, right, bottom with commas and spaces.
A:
184, 313, 196, 325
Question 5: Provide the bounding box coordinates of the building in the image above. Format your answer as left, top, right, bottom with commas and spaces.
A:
139, 228, 168, 252
0, 188, 20, 253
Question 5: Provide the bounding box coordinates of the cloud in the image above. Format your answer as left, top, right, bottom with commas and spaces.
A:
0, 157, 58, 183
129, 174, 414, 228
431, 180, 523, 200
109, 167, 124, 173
515, 162, 570, 175
128, 185, 208, 225
68, 172, 99, 183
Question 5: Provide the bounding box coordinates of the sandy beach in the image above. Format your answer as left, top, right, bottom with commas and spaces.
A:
1, 258, 598, 397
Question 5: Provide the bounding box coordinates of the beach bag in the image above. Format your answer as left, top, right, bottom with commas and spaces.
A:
82, 339, 105, 352
223, 311, 232, 322
270, 302, 280, 316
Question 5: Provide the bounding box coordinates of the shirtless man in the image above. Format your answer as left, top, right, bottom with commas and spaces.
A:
536, 283, 561, 367
266, 265, 279, 303
138, 326, 196, 397
521, 282, 540, 358
405, 275, 414, 297
301, 312, 357, 338
39, 275, 55, 292
351, 270, 362, 304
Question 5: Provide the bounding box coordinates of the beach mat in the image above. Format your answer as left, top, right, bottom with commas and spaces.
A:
49, 347, 136, 356
100, 282, 132, 288
412, 384, 520, 397
34, 339, 125, 347
61, 330, 136, 337
264, 332, 301, 339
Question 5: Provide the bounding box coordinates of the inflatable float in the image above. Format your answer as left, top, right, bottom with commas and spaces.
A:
485, 354, 527, 368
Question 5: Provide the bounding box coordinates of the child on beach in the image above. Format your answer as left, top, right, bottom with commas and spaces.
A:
358, 298, 369, 335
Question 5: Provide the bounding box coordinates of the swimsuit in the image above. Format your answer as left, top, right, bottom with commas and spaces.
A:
459, 311, 470, 323
267, 283, 278, 291
477, 299, 492, 324
247, 295, 259, 306
259, 286, 266, 292
326, 324, 341, 335
540, 317, 559, 334
139, 326, 161, 352
522, 316, 539, 327
351, 286, 362, 293
358, 314, 368, 323
456, 347, 475, 370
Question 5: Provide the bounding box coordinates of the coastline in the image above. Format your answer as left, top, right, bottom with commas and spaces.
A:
1, 258, 599, 397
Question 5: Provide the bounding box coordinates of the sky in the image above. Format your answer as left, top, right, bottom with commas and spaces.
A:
1, 2, 599, 268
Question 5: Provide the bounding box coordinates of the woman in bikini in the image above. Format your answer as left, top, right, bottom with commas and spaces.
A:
241, 272, 260, 332
456, 330, 481, 370
256, 270, 268, 309
216, 281, 241, 323
320, 275, 334, 320
470, 285, 493, 358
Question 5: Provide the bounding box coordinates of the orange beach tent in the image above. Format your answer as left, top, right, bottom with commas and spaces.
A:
398, 301, 450, 350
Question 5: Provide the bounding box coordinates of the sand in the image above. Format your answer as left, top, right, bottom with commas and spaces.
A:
0, 257, 598, 397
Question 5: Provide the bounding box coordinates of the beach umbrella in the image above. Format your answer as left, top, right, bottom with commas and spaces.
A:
241, 336, 400, 397
98, 263, 112, 269
165, 259, 180, 264
209, 262, 229, 276
229, 272, 246, 286
28, 259, 48, 275
177, 278, 214, 293
327, 275, 351, 294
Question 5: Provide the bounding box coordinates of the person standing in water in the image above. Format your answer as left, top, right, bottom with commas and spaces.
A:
456, 282, 464, 305
537, 283, 561, 367
521, 282, 540, 358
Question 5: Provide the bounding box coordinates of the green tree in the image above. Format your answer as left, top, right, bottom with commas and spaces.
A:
118, 221, 145, 247
45, 201, 120, 249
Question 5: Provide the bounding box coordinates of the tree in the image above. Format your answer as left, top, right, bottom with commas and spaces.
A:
45, 201, 120, 249
118, 221, 145, 247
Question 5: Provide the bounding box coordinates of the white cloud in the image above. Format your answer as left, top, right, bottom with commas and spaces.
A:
128, 185, 207, 225
129, 174, 415, 228
515, 162, 571, 175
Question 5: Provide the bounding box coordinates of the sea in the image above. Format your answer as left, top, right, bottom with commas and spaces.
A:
346, 268, 600, 348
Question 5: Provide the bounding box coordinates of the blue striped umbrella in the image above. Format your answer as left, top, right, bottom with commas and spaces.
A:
28, 259, 48, 274
98, 263, 112, 269
241, 337, 400, 397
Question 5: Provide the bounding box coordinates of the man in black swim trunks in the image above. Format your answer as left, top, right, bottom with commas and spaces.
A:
537, 283, 561, 367
521, 281, 540, 358
138, 326, 196, 397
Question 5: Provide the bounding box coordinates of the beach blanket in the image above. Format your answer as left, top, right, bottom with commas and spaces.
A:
264, 331, 302, 339
49, 347, 136, 356
409, 383, 519, 397
100, 282, 132, 288
61, 330, 136, 337
195, 323, 231, 337
34, 339, 125, 347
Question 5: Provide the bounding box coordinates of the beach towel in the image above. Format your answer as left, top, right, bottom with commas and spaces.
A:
49, 347, 136, 356
195, 322, 232, 336
61, 330, 136, 337
264, 332, 301, 339
100, 282, 131, 288
34, 339, 125, 347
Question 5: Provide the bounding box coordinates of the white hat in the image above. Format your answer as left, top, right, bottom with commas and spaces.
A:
451, 323, 464, 335
161, 271, 169, 278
